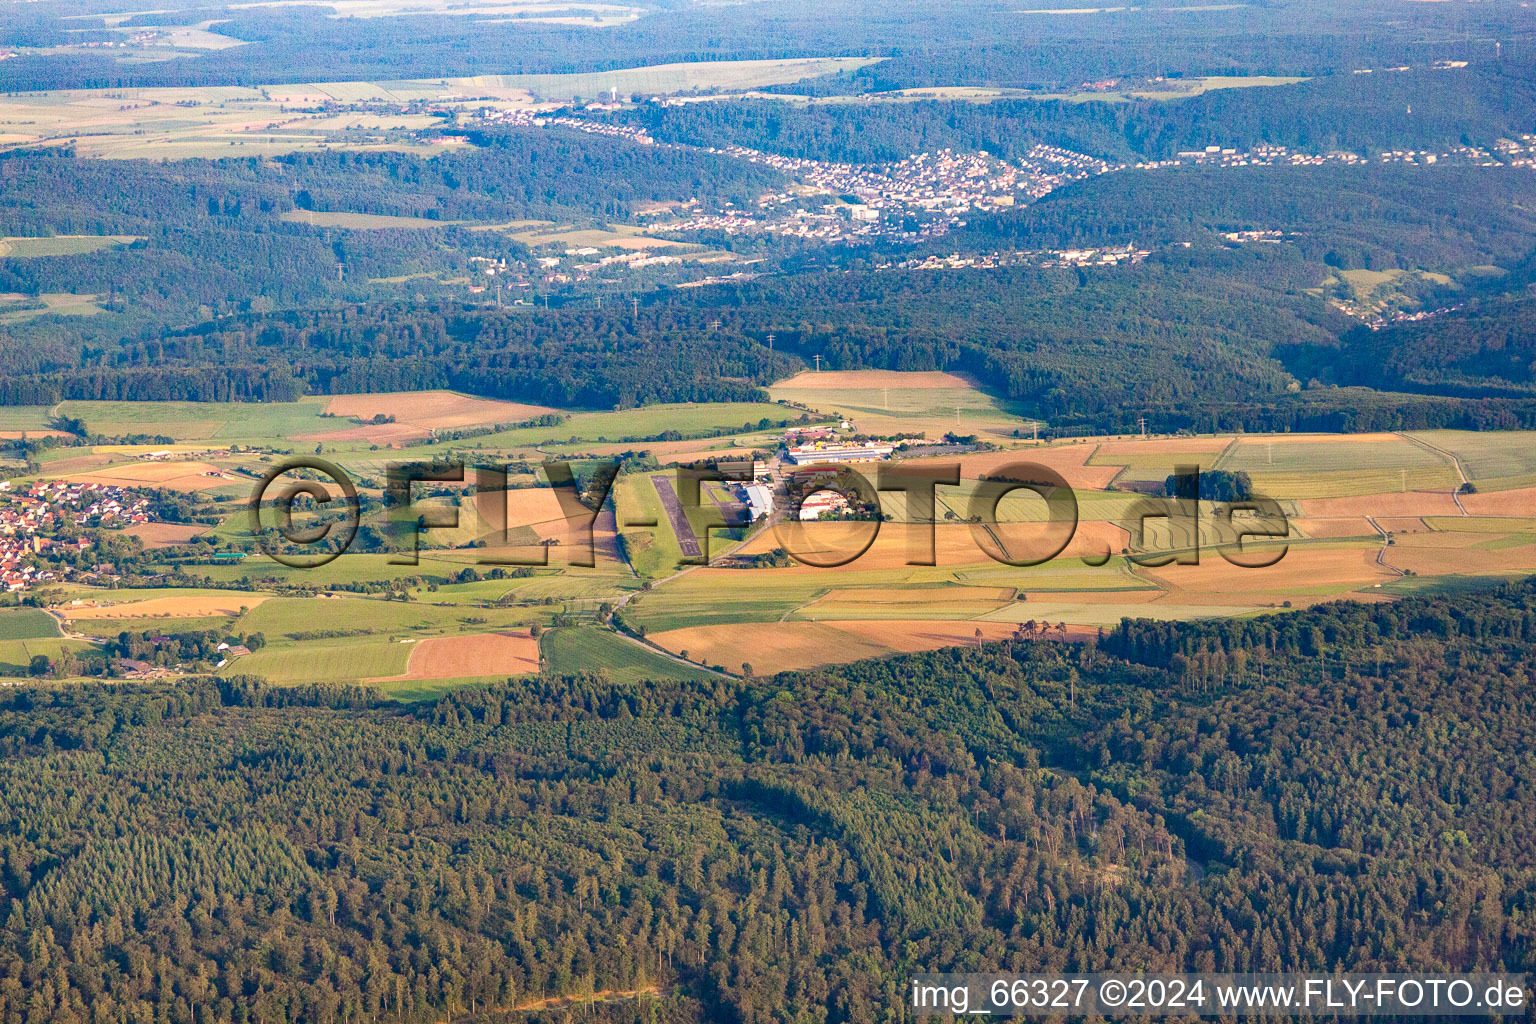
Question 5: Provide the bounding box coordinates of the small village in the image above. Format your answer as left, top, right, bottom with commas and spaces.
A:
0, 480, 156, 593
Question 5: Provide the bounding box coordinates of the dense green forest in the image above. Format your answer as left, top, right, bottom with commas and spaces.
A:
0, 303, 800, 407
963, 165, 1536, 271
1283, 295, 1536, 400
0, 142, 781, 388
0, 581, 1534, 1021
11, 237, 1536, 429
612, 62, 1536, 164
4, 0, 1524, 91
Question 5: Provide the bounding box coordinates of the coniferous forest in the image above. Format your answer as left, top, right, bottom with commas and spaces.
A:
1, 581, 1534, 1022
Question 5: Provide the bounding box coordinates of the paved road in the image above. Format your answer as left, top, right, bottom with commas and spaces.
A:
650, 475, 703, 559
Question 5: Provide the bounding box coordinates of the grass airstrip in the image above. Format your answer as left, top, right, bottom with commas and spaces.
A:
13, 373, 1536, 686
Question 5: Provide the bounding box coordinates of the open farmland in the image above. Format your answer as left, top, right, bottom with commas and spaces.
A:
14, 383, 1536, 679
0, 638, 99, 673
224, 640, 411, 684
278, 211, 458, 230
541, 625, 716, 682
232, 596, 534, 640
0, 293, 105, 324
648, 618, 1030, 675
368, 631, 540, 682
323, 391, 557, 430
1089, 436, 1234, 485
1215, 434, 1459, 499
0, 235, 140, 258
0, 608, 62, 641
124, 522, 211, 548
769, 369, 1029, 441
1409, 430, 1536, 491
52, 460, 235, 492
57, 593, 271, 620
56, 398, 335, 444
0, 58, 877, 158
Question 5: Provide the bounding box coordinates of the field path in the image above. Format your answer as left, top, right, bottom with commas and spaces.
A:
1396, 431, 1468, 514
1365, 517, 1406, 576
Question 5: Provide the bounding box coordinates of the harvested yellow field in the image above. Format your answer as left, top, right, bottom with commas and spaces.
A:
1461, 487, 1536, 517
988, 519, 1130, 563
0, 429, 72, 440
1297, 491, 1462, 518
1376, 517, 1432, 534
475, 486, 569, 533
731, 519, 1132, 571
831, 619, 1043, 651
1293, 517, 1377, 539
60, 461, 232, 492
321, 391, 557, 431
369, 631, 540, 682
58, 594, 270, 620
1386, 532, 1536, 575
796, 585, 1016, 620
737, 522, 994, 570
651, 622, 894, 675
653, 618, 1069, 675
1095, 436, 1236, 458
939, 446, 1123, 490
124, 522, 210, 548
1143, 543, 1391, 605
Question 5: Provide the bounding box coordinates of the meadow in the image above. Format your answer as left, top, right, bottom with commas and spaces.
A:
1410, 430, 1536, 491
1214, 434, 1460, 499
0, 235, 140, 258
224, 640, 410, 684
541, 625, 715, 682
0, 608, 62, 641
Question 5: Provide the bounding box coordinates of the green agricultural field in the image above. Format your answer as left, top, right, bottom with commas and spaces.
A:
191, 552, 478, 587
0, 293, 105, 324
1219, 437, 1449, 474
625, 558, 1137, 633
1087, 442, 1233, 484
223, 639, 410, 683
56, 398, 335, 444
614, 473, 685, 579
395, 402, 794, 457
366, 677, 492, 702
67, 615, 235, 636
0, 406, 53, 431
625, 580, 812, 633
1216, 437, 1457, 498
233, 596, 532, 639
406, 576, 544, 605
0, 637, 99, 673
1409, 431, 1536, 490
792, 584, 1016, 621
1244, 469, 1457, 500
0, 608, 61, 640
0, 235, 140, 258
1423, 517, 1536, 533
768, 375, 1026, 440
542, 625, 715, 682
